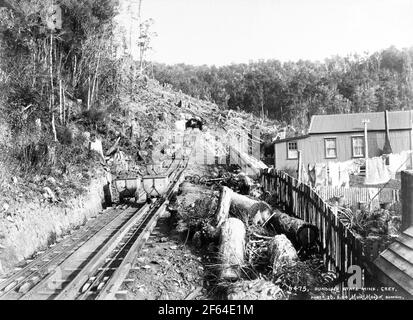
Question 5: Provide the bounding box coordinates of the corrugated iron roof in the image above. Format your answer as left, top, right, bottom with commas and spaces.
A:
373, 226, 413, 297
273, 134, 309, 144
309, 110, 413, 134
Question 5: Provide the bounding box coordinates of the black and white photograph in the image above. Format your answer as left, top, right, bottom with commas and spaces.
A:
0, 0, 412, 305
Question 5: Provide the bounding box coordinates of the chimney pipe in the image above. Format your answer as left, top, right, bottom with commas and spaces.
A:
383, 110, 392, 155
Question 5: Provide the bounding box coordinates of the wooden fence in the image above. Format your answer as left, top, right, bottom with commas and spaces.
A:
316, 186, 400, 208
260, 168, 378, 289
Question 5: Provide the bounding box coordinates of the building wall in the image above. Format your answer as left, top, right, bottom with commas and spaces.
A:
274, 129, 412, 170
274, 138, 308, 171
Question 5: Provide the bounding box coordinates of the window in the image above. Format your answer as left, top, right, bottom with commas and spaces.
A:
324, 138, 337, 158
287, 141, 298, 159
352, 136, 364, 158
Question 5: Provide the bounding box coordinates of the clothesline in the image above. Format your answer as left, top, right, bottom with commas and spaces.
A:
304, 150, 413, 189
367, 153, 413, 206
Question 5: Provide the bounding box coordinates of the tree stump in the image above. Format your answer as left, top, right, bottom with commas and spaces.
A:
269, 234, 298, 274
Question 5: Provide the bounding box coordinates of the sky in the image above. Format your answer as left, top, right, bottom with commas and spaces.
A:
141, 0, 413, 66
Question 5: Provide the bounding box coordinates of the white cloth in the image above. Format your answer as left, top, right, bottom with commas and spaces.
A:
338, 162, 350, 188
365, 157, 391, 185
341, 159, 363, 175
315, 163, 327, 187
301, 166, 309, 184
328, 162, 340, 187
388, 150, 411, 173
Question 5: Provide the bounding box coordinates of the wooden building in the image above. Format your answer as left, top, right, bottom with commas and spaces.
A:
273, 110, 413, 171
372, 171, 413, 297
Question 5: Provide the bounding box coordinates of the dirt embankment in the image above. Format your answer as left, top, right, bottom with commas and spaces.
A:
0, 172, 108, 276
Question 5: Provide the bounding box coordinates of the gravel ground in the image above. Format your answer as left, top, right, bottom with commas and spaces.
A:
120, 216, 208, 300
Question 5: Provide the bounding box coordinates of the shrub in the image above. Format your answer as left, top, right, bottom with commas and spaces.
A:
57, 126, 74, 145
82, 108, 106, 127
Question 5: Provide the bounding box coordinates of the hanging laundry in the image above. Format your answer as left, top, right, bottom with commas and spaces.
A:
387, 150, 412, 175
338, 162, 350, 188
308, 163, 316, 187
388, 153, 403, 173
301, 166, 309, 185
327, 162, 340, 187
315, 163, 328, 188
365, 157, 391, 185
401, 150, 413, 170
350, 159, 365, 175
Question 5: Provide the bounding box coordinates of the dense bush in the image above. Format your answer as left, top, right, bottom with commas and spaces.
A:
151, 46, 413, 132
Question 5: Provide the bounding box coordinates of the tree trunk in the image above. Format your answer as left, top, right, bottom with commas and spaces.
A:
219, 217, 246, 281
215, 186, 233, 228
87, 75, 91, 110
269, 234, 298, 275
91, 51, 101, 107
63, 86, 66, 124
230, 189, 258, 210
215, 187, 319, 249
51, 113, 58, 142
49, 32, 54, 113
59, 79, 63, 124
268, 209, 319, 249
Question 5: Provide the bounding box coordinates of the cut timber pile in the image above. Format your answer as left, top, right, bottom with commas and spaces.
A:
213, 185, 318, 299
216, 186, 318, 249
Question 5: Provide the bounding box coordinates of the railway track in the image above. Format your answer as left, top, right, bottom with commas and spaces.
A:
0, 157, 189, 300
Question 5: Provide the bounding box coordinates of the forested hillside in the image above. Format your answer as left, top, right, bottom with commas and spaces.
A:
151, 47, 413, 131
0, 0, 142, 186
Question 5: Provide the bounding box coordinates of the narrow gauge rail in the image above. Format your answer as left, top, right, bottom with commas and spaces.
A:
0, 204, 133, 299
0, 156, 189, 300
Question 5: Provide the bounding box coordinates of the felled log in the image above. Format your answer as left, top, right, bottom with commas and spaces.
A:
219, 217, 246, 281
215, 187, 318, 249
250, 202, 273, 225
269, 209, 319, 249
215, 187, 233, 228
253, 206, 318, 249
230, 189, 258, 211
269, 234, 298, 274
227, 279, 285, 300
